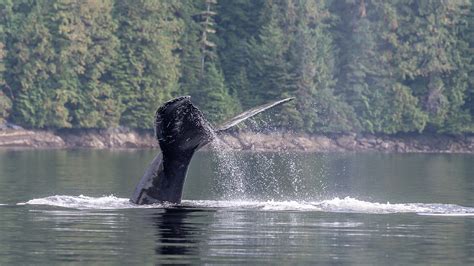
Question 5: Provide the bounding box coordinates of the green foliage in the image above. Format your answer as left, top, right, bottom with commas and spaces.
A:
382, 83, 428, 133
215, 0, 264, 102
112, 0, 182, 129
0, 4, 9, 123
177, 1, 203, 97
247, 15, 291, 106
391, 0, 472, 133
0, 0, 471, 134
179, 0, 239, 124
191, 62, 239, 123
329, 0, 471, 134
5, 1, 57, 128
51, 0, 121, 128
287, 0, 358, 133
0, 91, 10, 123
462, 1, 474, 131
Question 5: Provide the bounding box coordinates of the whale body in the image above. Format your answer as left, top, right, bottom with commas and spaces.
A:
130, 96, 293, 205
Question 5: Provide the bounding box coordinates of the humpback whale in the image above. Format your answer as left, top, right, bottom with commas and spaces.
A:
130, 96, 293, 205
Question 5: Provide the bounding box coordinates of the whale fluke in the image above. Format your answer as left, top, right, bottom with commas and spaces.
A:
216, 97, 294, 132
130, 96, 293, 204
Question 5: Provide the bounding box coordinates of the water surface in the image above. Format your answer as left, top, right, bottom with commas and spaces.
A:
0, 149, 473, 264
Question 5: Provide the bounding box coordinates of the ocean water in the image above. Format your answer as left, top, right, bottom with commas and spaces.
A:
0, 149, 473, 264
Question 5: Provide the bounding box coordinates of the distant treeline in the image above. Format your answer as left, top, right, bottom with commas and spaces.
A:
0, 0, 472, 134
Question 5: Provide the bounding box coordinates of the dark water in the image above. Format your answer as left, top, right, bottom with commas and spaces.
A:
0, 149, 473, 264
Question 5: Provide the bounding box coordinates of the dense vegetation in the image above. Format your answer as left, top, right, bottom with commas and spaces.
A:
0, 0, 472, 134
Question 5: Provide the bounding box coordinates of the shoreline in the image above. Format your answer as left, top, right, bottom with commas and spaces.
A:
0, 128, 473, 153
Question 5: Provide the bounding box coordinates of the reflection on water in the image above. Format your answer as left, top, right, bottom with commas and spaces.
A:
153, 208, 204, 261
0, 150, 473, 264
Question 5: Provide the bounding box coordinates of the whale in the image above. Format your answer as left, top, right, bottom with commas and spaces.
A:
130, 96, 293, 204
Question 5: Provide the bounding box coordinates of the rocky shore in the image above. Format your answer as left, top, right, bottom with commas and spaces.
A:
0, 128, 472, 153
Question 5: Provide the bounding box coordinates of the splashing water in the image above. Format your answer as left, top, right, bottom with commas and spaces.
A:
209, 134, 288, 200
212, 113, 308, 201
209, 138, 247, 200
19, 195, 474, 216
209, 129, 329, 201
20, 195, 158, 209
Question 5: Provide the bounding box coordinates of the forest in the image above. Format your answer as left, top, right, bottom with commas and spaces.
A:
0, 0, 472, 135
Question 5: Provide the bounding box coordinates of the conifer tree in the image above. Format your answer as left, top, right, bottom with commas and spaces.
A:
215, 0, 264, 106
288, 0, 358, 133
177, 1, 203, 96
182, 0, 238, 123
248, 14, 290, 106
51, 0, 120, 128
112, 0, 182, 129
0, 2, 10, 123
0, 40, 10, 123
463, 1, 474, 127
393, 0, 471, 133
0, 0, 471, 134
331, 0, 430, 133
5, 1, 58, 128
332, 0, 381, 132
191, 62, 238, 123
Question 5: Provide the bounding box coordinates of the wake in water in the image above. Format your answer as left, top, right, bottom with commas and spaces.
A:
19, 195, 474, 216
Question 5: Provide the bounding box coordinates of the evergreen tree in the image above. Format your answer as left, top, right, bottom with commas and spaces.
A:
215, 0, 264, 105
180, 0, 238, 123
394, 0, 471, 133
0, 1, 10, 123
463, 1, 474, 126
5, 1, 58, 128
332, 0, 385, 132
177, 1, 203, 96
0, 0, 471, 134
0, 38, 11, 123
288, 0, 358, 133
51, 0, 120, 128
365, 1, 429, 133
112, 0, 182, 129
248, 14, 291, 106
245, 0, 358, 132
247, 4, 302, 129
331, 0, 430, 133
191, 62, 238, 123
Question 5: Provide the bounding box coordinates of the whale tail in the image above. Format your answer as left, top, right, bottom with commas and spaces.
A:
215, 97, 294, 133
130, 96, 293, 204
154, 96, 214, 155
153, 95, 294, 153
